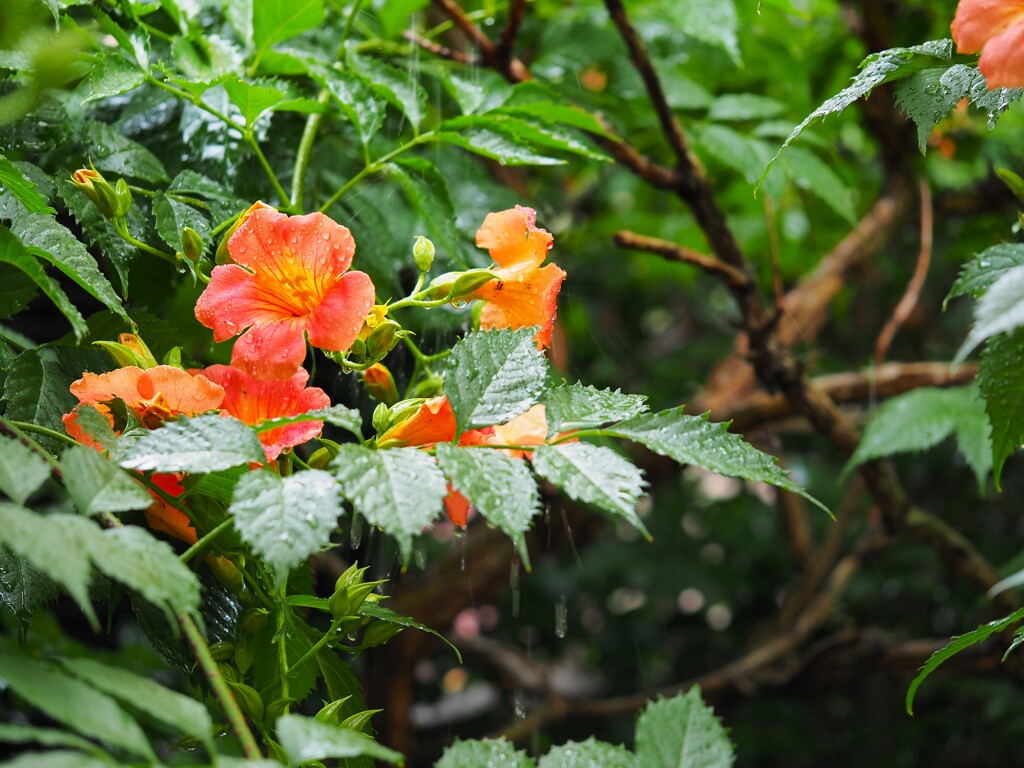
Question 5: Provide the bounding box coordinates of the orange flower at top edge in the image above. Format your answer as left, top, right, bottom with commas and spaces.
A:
952, 0, 1024, 88
63, 365, 225, 446
469, 206, 566, 349
200, 364, 331, 462
195, 203, 376, 380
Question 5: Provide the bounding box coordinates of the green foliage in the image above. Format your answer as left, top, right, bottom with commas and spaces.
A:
532, 443, 649, 537
437, 443, 542, 563
906, 606, 1024, 715
445, 327, 550, 432
845, 386, 992, 491
229, 469, 341, 586
61, 445, 152, 515
634, 689, 735, 768
606, 408, 829, 514
332, 445, 447, 561
542, 383, 649, 437
946, 243, 1024, 308
979, 331, 1024, 488
0, 434, 52, 504
955, 265, 1024, 364
120, 414, 267, 472
275, 714, 403, 765
436, 739, 534, 768
538, 738, 639, 768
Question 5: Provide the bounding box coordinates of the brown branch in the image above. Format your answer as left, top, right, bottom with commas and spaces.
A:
495, 0, 527, 66
430, 0, 531, 81
602, 0, 690, 167
875, 178, 933, 365
614, 230, 751, 293
715, 362, 978, 433
403, 30, 480, 65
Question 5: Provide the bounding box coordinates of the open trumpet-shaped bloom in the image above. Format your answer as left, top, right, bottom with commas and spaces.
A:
469, 206, 566, 348
376, 396, 457, 448
952, 0, 1024, 88
201, 364, 330, 461
195, 203, 376, 380
63, 365, 225, 445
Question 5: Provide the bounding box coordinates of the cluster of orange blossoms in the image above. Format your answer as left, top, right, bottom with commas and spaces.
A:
952, 0, 1024, 88
63, 201, 566, 535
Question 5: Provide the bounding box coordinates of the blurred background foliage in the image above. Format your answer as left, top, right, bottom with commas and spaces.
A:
4, 0, 1024, 766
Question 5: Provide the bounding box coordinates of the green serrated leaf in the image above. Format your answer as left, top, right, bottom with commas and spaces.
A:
708, 93, 786, 122
152, 193, 211, 253
979, 330, 1024, 488
0, 649, 155, 761
956, 264, 1024, 364
758, 40, 954, 186
0, 228, 87, 339
532, 443, 649, 537
0, 549, 59, 635
357, 601, 462, 662
844, 386, 991, 490
496, 101, 617, 139
436, 738, 535, 768
543, 383, 648, 437
276, 714, 403, 765
331, 445, 446, 561
607, 407, 829, 514
437, 129, 567, 166
70, 404, 119, 453
82, 121, 168, 183
436, 443, 541, 563
635, 688, 734, 768
0, 751, 113, 768
223, 76, 287, 127
61, 444, 153, 516
946, 243, 1024, 308
906, 606, 1024, 714
319, 69, 385, 147
894, 64, 983, 152
120, 414, 266, 472
0, 157, 54, 214
85, 53, 145, 103
352, 54, 427, 129
0, 434, 51, 504
445, 328, 549, 432
80, 520, 201, 620
2, 347, 108, 449
167, 170, 249, 223
229, 469, 341, 586
537, 737, 638, 768
967, 75, 1023, 129
60, 657, 213, 745
254, 404, 363, 440
442, 115, 608, 162
0, 507, 97, 627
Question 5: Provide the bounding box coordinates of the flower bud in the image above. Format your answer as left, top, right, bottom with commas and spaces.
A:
315, 697, 352, 726
409, 375, 443, 399
114, 178, 133, 218
234, 635, 254, 674
428, 268, 499, 301
241, 607, 271, 635
340, 709, 379, 733
364, 320, 406, 360
180, 227, 204, 264
413, 235, 435, 272
208, 641, 235, 661
363, 363, 399, 405
93, 333, 159, 369
71, 167, 119, 219
360, 621, 404, 649
226, 681, 264, 722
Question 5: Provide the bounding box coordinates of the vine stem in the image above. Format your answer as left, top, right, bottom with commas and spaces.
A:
181, 614, 263, 760
318, 133, 437, 213
277, 580, 291, 713
261, 617, 344, 698
179, 517, 235, 564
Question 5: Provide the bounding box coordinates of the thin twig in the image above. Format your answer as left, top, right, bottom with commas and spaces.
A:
614, 230, 751, 292
495, 0, 527, 66
403, 30, 480, 65
874, 177, 933, 365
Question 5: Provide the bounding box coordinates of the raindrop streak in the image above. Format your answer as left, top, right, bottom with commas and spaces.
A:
510, 560, 521, 618
350, 512, 363, 549
555, 595, 568, 638
513, 688, 525, 721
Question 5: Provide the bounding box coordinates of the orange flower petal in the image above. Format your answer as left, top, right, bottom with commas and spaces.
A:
952, 0, 1024, 52
378, 396, 457, 447
145, 474, 197, 545
978, 21, 1024, 87
70, 366, 146, 408
201, 364, 331, 461
444, 486, 471, 527
136, 367, 225, 414
195, 205, 374, 379
475, 205, 552, 270
475, 262, 566, 348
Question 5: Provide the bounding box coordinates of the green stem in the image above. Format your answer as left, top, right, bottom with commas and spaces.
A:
262, 617, 343, 699
0, 418, 62, 465
181, 615, 262, 760
6, 420, 76, 447
179, 518, 235, 565
277, 582, 290, 711
319, 133, 438, 213
113, 220, 179, 266
247, 134, 292, 209
290, 92, 332, 213
340, 0, 365, 63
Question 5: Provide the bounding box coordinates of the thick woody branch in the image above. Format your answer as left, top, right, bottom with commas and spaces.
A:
430, 0, 531, 81
495, 0, 527, 66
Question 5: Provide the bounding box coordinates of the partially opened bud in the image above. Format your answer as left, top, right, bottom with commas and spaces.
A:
181, 227, 204, 264
364, 320, 406, 360
71, 167, 119, 219
363, 363, 399, 405
114, 178, 133, 218
428, 268, 500, 302
93, 333, 159, 369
